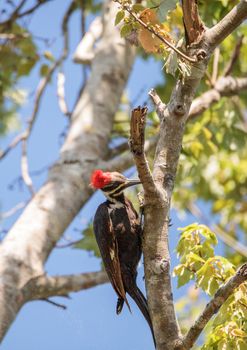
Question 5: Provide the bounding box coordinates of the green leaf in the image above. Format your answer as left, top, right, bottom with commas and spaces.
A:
132, 4, 145, 12
120, 23, 132, 38
73, 224, 101, 258
157, 0, 177, 22
115, 10, 125, 26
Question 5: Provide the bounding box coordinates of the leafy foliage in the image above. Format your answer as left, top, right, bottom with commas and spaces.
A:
0, 23, 38, 135
73, 223, 101, 258
174, 223, 247, 348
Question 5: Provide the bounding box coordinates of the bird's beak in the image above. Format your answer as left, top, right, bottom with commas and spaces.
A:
123, 179, 141, 190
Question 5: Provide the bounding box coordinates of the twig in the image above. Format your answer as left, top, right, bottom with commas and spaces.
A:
223, 35, 244, 76
116, 1, 197, 63
0, 33, 30, 40
104, 136, 157, 173
182, 263, 247, 349
107, 141, 129, 158
21, 139, 35, 196
0, 202, 26, 220
40, 298, 67, 310
56, 237, 82, 248
0, 0, 51, 28
187, 202, 247, 258
129, 106, 156, 195
149, 89, 166, 121
57, 71, 71, 117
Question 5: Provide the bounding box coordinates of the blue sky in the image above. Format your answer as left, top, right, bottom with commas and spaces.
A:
0, 1, 222, 349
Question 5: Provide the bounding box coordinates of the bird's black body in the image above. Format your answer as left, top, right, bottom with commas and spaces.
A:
91, 170, 155, 346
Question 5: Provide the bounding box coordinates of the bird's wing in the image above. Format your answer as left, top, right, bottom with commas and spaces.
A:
93, 203, 130, 311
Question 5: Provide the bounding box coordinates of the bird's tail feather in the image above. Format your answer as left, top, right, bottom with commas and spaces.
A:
127, 285, 156, 348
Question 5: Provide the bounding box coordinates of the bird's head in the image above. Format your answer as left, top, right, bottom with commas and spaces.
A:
90, 169, 141, 199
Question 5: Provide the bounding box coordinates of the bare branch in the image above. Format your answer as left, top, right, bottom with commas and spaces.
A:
107, 141, 129, 158
189, 76, 247, 120
0, 202, 26, 220
183, 263, 247, 349
149, 89, 166, 121
104, 136, 157, 173
223, 35, 244, 76
0, 0, 51, 28
206, 0, 247, 49
181, 0, 205, 45
129, 106, 156, 195
22, 271, 108, 300
73, 16, 103, 64
21, 140, 35, 196
57, 71, 71, 117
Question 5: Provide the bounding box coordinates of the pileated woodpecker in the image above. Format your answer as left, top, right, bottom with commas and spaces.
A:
91, 169, 155, 345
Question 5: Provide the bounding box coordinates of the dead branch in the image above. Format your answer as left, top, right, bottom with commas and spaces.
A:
181, 0, 205, 45
129, 106, 156, 195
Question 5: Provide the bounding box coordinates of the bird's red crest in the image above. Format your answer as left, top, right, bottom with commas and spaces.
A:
91, 170, 112, 189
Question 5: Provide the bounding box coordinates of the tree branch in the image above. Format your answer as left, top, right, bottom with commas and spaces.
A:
22, 271, 108, 301
104, 136, 157, 173
223, 35, 244, 76
129, 106, 156, 195
206, 0, 247, 49
189, 76, 247, 119
182, 263, 247, 349
0, 0, 51, 28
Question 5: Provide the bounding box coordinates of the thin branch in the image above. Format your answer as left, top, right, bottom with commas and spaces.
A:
187, 202, 247, 258
107, 141, 129, 158
104, 136, 157, 173
56, 237, 82, 248
0, 202, 26, 220
21, 139, 35, 196
206, 0, 247, 49
149, 89, 166, 121
116, 1, 197, 63
223, 35, 244, 76
183, 263, 247, 349
57, 71, 71, 117
181, 0, 205, 45
0, 0, 51, 27
189, 76, 247, 120
40, 298, 67, 310
22, 271, 108, 301
211, 47, 220, 85
0, 33, 30, 40
129, 106, 156, 195
73, 16, 103, 64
